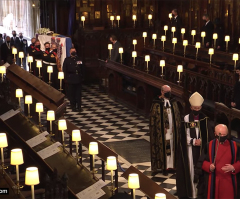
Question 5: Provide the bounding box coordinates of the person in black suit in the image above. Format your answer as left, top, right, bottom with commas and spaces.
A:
214, 18, 225, 51
201, 14, 214, 48
10, 30, 20, 48
1, 36, 13, 64
18, 33, 28, 70
31, 40, 43, 77
171, 9, 182, 40
63, 47, 83, 112
109, 35, 121, 63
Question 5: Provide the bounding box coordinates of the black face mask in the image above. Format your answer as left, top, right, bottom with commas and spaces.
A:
71, 51, 76, 56
19, 36, 23, 39
53, 49, 57, 53
46, 48, 50, 52
36, 45, 41, 49
172, 14, 175, 17
164, 92, 171, 99
6, 41, 10, 43
192, 110, 200, 116
216, 135, 228, 143
13, 34, 16, 37
203, 20, 207, 23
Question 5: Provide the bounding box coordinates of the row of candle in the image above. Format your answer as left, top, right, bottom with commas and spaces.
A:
0, 133, 39, 198
81, 14, 154, 28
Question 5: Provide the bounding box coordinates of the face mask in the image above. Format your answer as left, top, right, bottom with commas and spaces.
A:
193, 110, 200, 116
164, 92, 171, 99
53, 49, 57, 53
36, 45, 40, 49
203, 20, 207, 23
216, 135, 228, 143
19, 36, 23, 39
13, 34, 16, 37
71, 51, 76, 56
172, 14, 175, 17
46, 48, 50, 52
6, 41, 10, 43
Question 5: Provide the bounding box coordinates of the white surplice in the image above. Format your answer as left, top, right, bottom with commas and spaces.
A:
164, 98, 174, 169
184, 114, 200, 198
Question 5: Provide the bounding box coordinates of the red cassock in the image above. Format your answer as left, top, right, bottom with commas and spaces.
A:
202, 140, 240, 199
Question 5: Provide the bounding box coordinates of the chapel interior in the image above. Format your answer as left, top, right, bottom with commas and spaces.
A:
0, 0, 240, 199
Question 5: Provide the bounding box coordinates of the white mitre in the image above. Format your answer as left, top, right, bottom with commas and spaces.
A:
189, 92, 204, 107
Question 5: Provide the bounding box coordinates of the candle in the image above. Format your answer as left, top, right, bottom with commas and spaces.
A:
191, 30, 196, 45
143, 32, 147, 47
116, 15, 120, 27
164, 25, 168, 36
161, 35, 166, 51
225, 35, 230, 52
152, 34, 157, 48
201, 31, 206, 46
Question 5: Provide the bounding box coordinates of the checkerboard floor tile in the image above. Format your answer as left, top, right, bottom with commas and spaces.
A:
62, 85, 177, 199
36, 84, 177, 199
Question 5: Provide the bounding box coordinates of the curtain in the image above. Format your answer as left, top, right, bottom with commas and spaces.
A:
0, 0, 40, 38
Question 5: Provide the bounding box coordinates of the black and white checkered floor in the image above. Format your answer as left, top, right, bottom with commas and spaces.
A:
63, 85, 177, 199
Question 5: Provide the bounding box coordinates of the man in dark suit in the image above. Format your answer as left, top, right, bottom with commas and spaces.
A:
1, 36, 13, 64
201, 14, 214, 48
109, 35, 121, 62
10, 30, 20, 48
18, 32, 28, 70
63, 47, 83, 112
171, 9, 182, 40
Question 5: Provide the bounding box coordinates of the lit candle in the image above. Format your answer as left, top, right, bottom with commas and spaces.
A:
81, 16, 85, 28
116, 15, 120, 27
164, 25, 168, 36
148, 14, 152, 27
172, 37, 177, 54
108, 44, 113, 59
28, 56, 33, 73
177, 65, 183, 84
0, 66, 6, 82
225, 35, 230, 52
208, 48, 214, 65
119, 47, 123, 64
233, 53, 239, 71
132, 39, 137, 50
169, 13, 172, 20
213, 33, 218, 49
19, 52, 24, 68
183, 40, 188, 57
145, 55, 150, 73
143, 32, 147, 47
181, 28, 185, 40
160, 60, 165, 77
36, 60, 42, 78
152, 34, 157, 48
171, 26, 176, 38
201, 31, 206, 46
132, 15, 137, 28
195, 42, 201, 60
110, 16, 114, 28
132, 51, 137, 67
161, 35, 166, 51
191, 30, 196, 45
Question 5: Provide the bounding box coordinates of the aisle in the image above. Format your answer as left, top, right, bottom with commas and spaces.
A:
64, 85, 177, 198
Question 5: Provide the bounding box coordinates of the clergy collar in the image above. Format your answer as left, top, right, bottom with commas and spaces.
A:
163, 98, 171, 107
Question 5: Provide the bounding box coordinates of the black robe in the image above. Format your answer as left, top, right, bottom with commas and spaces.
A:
176, 112, 214, 198
149, 97, 181, 172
